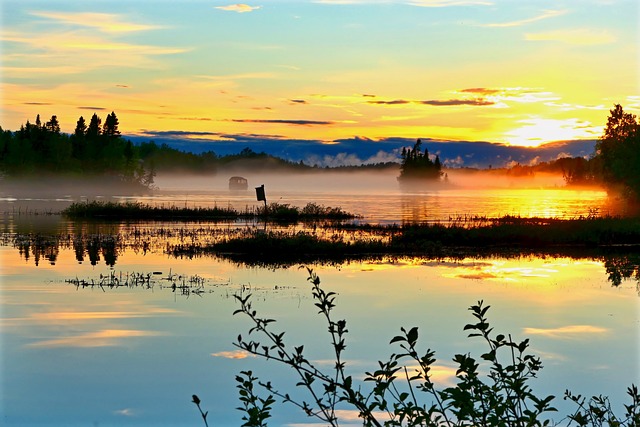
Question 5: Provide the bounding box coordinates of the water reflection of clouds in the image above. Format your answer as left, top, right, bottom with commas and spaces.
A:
26, 329, 165, 348
523, 325, 609, 339
211, 349, 253, 359
3, 303, 181, 347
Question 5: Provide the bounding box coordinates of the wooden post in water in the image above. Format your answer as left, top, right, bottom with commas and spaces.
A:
255, 184, 267, 210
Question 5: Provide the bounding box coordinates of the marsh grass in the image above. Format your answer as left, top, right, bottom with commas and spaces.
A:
62, 200, 358, 222
180, 216, 640, 268
63, 269, 218, 297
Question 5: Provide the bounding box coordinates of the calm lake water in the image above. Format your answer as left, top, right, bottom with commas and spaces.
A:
1, 171, 639, 426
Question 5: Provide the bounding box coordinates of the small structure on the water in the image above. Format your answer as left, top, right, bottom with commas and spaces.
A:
228, 176, 248, 190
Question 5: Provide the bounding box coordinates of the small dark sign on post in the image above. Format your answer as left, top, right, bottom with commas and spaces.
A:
255, 184, 267, 208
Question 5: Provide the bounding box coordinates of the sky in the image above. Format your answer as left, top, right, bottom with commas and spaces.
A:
1, 0, 638, 163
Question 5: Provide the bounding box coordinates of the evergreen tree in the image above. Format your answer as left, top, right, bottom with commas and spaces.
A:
86, 113, 101, 139
595, 104, 640, 198
74, 116, 87, 137
103, 111, 120, 137
45, 115, 60, 134
71, 116, 87, 161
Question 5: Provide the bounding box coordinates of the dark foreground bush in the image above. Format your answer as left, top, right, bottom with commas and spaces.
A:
194, 269, 639, 427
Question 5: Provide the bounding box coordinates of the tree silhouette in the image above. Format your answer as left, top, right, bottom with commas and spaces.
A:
398, 138, 443, 183
103, 111, 120, 138
595, 104, 640, 198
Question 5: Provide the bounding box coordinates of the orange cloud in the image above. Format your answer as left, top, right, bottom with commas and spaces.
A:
215, 4, 262, 13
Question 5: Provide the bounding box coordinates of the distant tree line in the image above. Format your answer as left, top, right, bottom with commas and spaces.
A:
2, 105, 639, 199
398, 104, 640, 200
0, 111, 154, 187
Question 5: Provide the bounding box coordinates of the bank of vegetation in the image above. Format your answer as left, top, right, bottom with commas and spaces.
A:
61, 200, 357, 222
174, 215, 640, 270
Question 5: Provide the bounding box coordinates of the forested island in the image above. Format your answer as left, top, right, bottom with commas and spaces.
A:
1, 104, 639, 200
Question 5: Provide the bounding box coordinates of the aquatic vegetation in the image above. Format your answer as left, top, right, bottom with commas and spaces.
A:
195, 269, 640, 426
61, 200, 358, 222
63, 269, 220, 297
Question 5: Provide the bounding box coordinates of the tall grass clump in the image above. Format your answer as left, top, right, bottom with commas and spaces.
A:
63, 200, 357, 222
194, 269, 640, 426
62, 200, 240, 220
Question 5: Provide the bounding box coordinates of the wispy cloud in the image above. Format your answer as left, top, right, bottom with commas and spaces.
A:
409, 0, 493, 6
215, 4, 262, 13
4, 31, 187, 55
525, 28, 616, 45
316, 0, 492, 5
461, 88, 501, 95
368, 98, 494, 106
523, 325, 608, 339
231, 119, 336, 126
29, 11, 165, 33
198, 72, 276, 80
484, 9, 567, 28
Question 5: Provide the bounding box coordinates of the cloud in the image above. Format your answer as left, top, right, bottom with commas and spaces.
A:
289, 99, 308, 104
211, 350, 253, 359
523, 325, 608, 339
29, 11, 165, 33
215, 4, 262, 13
140, 129, 222, 138
315, 0, 493, 5
368, 99, 411, 105
4, 31, 188, 56
231, 119, 336, 126
525, 29, 616, 45
177, 117, 213, 121
198, 72, 276, 80
419, 99, 494, 106
78, 106, 107, 111
461, 87, 501, 95
368, 98, 494, 106
409, 0, 493, 6
483, 9, 567, 28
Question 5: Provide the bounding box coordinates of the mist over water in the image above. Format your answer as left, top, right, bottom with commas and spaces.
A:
1, 168, 631, 223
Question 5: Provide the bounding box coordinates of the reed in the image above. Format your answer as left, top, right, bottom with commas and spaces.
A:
61, 200, 357, 222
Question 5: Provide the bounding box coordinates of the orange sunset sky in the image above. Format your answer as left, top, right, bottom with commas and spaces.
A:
1, 0, 638, 148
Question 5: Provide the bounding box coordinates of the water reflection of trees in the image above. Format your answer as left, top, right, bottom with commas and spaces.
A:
603, 254, 640, 286
6, 227, 640, 288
